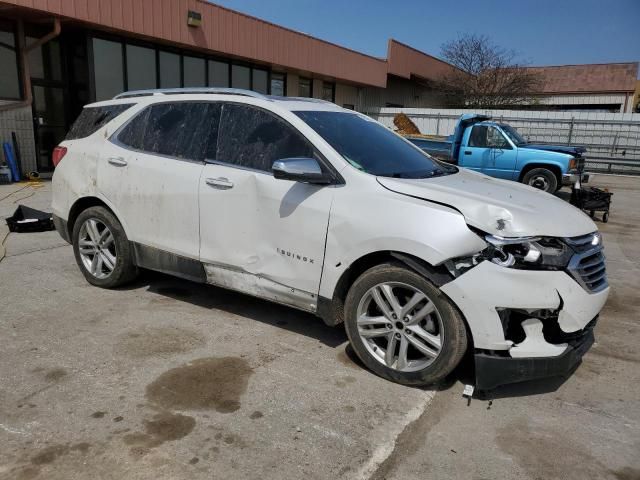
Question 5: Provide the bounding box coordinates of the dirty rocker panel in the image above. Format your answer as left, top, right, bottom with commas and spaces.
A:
131, 243, 206, 283
53, 214, 71, 243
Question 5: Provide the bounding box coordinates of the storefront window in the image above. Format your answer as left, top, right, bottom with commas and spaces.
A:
299, 77, 312, 97
0, 21, 21, 99
231, 65, 251, 90
208, 60, 229, 87
28, 37, 63, 82
322, 82, 335, 102
93, 38, 124, 100
183, 56, 205, 87
126, 44, 156, 90
159, 51, 181, 88
270, 72, 285, 96
252, 69, 268, 94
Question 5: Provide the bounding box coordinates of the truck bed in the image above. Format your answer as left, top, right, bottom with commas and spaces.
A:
403, 135, 454, 163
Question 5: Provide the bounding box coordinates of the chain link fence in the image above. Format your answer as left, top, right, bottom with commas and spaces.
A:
367, 108, 640, 175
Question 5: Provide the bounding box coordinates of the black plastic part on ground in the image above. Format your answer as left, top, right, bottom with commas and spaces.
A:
6, 205, 54, 233
474, 329, 595, 391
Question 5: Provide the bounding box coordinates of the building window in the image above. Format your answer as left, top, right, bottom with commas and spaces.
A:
322, 82, 335, 102
183, 56, 205, 87
93, 38, 124, 101
27, 37, 63, 82
208, 60, 229, 87
231, 65, 251, 90
0, 21, 20, 99
159, 51, 180, 88
270, 72, 285, 96
126, 44, 157, 90
299, 77, 312, 97
252, 69, 268, 94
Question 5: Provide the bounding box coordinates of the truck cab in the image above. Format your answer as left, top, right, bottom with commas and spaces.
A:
451, 114, 586, 192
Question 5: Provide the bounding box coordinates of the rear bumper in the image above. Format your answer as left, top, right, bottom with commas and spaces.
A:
52, 214, 71, 244
475, 325, 595, 390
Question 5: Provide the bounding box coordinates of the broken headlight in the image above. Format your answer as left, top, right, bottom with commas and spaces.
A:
484, 235, 572, 269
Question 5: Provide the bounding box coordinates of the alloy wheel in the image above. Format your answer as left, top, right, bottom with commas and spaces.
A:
356, 282, 444, 372
78, 218, 117, 279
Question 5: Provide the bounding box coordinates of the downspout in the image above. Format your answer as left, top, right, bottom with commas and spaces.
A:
0, 18, 61, 113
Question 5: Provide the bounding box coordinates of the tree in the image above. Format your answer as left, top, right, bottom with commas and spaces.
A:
439, 34, 543, 108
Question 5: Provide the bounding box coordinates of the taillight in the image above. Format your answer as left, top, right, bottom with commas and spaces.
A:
52, 146, 67, 167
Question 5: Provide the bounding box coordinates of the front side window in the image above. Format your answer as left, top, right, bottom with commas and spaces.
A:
295, 111, 453, 179
469, 125, 511, 149
117, 102, 221, 161
215, 103, 313, 171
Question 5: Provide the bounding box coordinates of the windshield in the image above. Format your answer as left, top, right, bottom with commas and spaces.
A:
500, 124, 527, 146
294, 111, 456, 179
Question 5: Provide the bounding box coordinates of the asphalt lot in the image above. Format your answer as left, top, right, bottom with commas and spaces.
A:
0, 175, 638, 480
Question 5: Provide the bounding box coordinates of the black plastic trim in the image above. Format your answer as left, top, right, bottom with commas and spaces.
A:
131, 242, 206, 283
53, 214, 71, 243
474, 329, 594, 391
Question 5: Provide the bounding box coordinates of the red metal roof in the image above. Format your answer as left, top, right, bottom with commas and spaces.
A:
525, 62, 639, 94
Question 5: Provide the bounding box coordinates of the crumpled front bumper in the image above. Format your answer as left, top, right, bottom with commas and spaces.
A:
440, 259, 608, 387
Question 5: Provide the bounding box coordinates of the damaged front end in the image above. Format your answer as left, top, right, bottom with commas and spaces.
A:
440, 230, 608, 390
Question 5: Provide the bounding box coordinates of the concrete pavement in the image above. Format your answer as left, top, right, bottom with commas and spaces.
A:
0, 176, 638, 480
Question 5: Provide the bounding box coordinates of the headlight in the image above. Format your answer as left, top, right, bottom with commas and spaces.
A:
484, 235, 572, 269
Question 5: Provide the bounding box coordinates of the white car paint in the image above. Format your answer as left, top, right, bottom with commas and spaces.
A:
52, 91, 609, 366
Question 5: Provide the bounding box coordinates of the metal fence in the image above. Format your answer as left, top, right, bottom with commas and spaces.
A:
366, 108, 640, 175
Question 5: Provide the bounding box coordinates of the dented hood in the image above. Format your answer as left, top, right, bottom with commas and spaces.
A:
377, 169, 596, 238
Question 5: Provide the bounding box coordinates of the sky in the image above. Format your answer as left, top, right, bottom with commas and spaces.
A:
212, 0, 640, 68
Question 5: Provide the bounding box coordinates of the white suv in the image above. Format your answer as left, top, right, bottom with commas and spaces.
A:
52, 88, 609, 389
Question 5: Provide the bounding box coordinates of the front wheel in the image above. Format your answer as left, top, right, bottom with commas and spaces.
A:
522, 168, 558, 193
344, 263, 468, 386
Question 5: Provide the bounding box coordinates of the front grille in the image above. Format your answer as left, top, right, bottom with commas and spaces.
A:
567, 239, 608, 293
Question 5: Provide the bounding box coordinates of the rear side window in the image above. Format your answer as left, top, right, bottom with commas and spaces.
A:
215, 103, 313, 171
117, 102, 221, 161
66, 104, 134, 140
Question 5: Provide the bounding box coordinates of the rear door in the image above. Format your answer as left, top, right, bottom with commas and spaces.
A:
198, 102, 335, 310
98, 101, 214, 258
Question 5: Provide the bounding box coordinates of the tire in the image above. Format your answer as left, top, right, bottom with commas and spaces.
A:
522, 168, 558, 193
344, 263, 468, 386
72, 206, 138, 288
602, 212, 609, 223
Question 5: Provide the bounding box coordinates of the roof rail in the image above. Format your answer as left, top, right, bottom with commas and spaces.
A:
113, 87, 269, 100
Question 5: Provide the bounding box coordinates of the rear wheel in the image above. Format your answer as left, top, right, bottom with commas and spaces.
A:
344, 263, 467, 386
72, 206, 138, 288
522, 168, 558, 193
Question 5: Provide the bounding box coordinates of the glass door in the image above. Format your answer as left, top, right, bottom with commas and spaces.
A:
32, 85, 66, 173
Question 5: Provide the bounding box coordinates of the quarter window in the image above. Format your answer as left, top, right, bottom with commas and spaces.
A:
215, 103, 314, 172
66, 104, 134, 140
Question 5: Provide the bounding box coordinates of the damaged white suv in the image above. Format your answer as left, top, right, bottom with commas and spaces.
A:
52, 88, 609, 389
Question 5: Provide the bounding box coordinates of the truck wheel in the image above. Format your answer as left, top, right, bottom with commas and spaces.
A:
72, 206, 138, 288
344, 263, 468, 386
522, 168, 558, 193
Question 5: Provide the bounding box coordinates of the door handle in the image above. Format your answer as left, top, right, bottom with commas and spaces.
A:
464, 151, 472, 155
205, 177, 234, 189
108, 157, 128, 167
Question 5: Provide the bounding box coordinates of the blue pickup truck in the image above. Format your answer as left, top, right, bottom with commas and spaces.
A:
405, 114, 587, 192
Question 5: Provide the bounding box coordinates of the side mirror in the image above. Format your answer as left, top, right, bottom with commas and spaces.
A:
272, 158, 333, 185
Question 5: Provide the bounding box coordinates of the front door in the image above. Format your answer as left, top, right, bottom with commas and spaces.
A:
485, 127, 518, 180
198, 103, 334, 311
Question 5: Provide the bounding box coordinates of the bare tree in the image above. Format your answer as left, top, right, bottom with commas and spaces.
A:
439, 34, 543, 108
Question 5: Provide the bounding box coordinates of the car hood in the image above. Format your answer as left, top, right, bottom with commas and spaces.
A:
520, 144, 586, 157
377, 169, 596, 238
